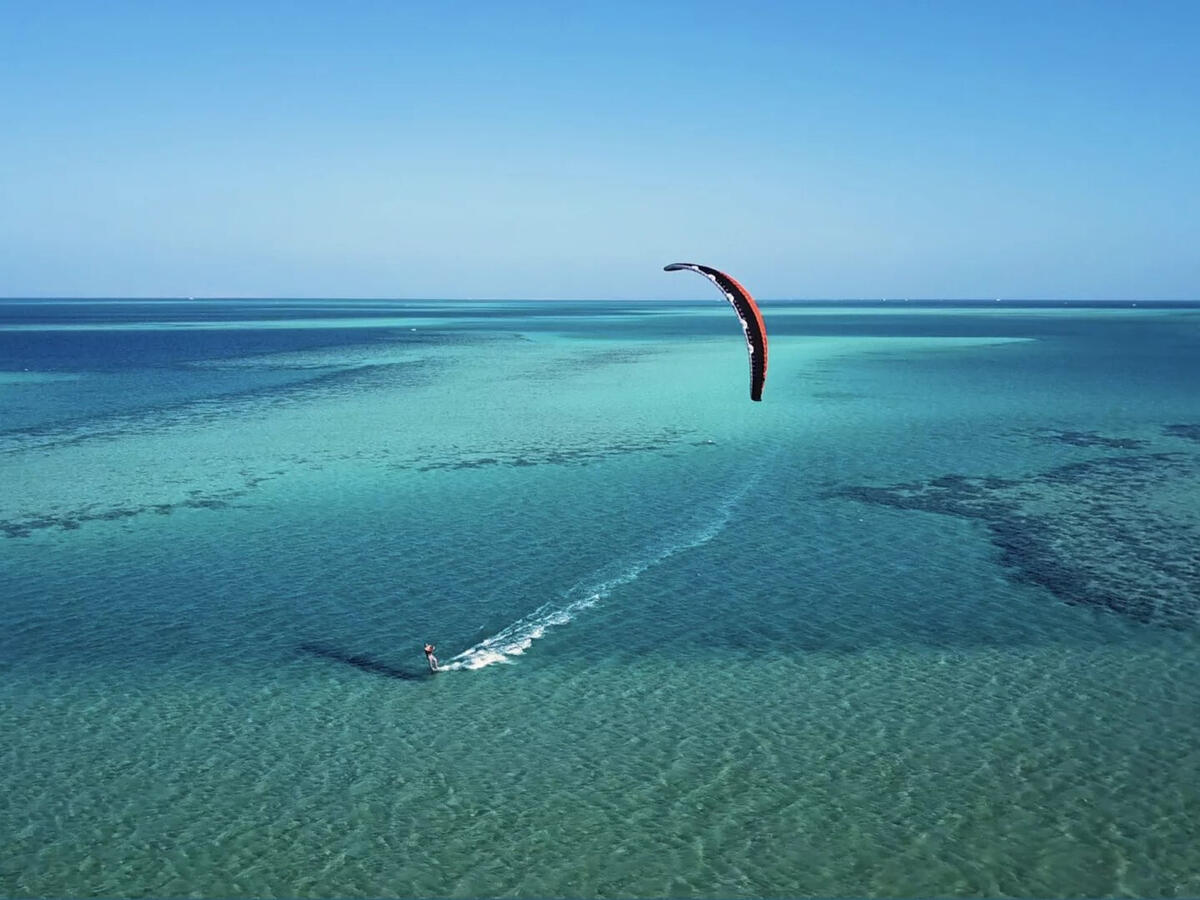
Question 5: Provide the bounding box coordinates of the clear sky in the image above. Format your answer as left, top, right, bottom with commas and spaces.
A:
2, 0, 1197, 299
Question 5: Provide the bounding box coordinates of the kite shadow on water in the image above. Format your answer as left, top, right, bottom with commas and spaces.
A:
298, 643, 433, 681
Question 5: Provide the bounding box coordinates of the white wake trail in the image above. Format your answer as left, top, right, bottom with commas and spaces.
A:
441, 475, 758, 671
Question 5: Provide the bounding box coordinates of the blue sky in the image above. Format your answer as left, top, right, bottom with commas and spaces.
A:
1, 0, 1197, 299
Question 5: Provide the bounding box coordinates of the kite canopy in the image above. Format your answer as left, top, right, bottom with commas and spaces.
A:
664, 263, 768, 401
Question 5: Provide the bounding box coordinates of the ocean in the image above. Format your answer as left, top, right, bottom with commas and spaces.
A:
2, 297, 1198, 898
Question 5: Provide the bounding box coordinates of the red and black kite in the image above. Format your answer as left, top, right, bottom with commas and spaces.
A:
664, 263, 768, 401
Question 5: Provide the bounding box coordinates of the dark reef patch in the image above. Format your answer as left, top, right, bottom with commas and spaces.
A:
1165, 424, 1200, 443
835, 442, 1200, 629
394, 427, 693, 472
810, 390, 868, 402
1, 483, 258, 538
1023, 428, 1148, 450
518, 345, 662, 385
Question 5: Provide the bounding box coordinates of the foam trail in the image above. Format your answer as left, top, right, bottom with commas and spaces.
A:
441, 473, 759, 671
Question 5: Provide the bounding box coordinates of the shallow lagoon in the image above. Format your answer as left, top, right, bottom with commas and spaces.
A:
2, 299, 1198, 897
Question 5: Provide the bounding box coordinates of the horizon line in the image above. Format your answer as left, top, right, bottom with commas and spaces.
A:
3, 295, 1198, 304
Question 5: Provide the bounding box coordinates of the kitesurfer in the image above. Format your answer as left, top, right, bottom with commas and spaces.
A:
424, 643, 439, 672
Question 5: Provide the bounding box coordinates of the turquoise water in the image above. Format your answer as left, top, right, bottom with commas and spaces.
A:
2, 299, 1199, 897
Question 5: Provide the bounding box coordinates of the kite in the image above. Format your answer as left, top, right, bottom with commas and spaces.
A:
664, 263, 768, 401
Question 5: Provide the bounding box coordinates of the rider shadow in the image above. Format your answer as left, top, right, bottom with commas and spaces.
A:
299, 643, 433, 681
